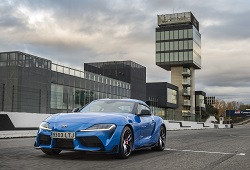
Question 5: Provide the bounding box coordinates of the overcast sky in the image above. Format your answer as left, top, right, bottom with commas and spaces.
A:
1, 0, 250, 104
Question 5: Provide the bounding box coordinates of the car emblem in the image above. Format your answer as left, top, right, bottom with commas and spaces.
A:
61, 125, 68, 128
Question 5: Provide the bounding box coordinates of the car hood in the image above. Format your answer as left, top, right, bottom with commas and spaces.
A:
45, 112, 131, 126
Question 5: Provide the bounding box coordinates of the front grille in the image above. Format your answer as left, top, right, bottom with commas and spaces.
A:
39, 134, 51, 145
55, 139, 74, 149
79, 136, 104, 150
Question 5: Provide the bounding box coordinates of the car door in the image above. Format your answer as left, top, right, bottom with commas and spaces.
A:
137, 104, 155, 145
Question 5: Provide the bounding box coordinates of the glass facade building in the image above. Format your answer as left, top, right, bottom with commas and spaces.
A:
156, 12, 201, 70
155, 12, 202, 120
0, 51, 131, 114
195, 91, 206, 121
84, 61, 146, 101
146, 82, 179, 120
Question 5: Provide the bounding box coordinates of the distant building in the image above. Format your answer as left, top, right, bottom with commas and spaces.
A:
206, 96, 216, 105
195, 91, 206, 112
155, 12, 201, 120
146, 82, 178, 119
84, 61, 146, 101
0, 51, 131, 114
0, 12, 205, 123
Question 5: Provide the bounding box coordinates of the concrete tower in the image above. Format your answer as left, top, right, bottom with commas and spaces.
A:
155, 12, 201, 120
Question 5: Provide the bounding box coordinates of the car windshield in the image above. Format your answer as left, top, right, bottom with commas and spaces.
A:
80, 100, 135, 113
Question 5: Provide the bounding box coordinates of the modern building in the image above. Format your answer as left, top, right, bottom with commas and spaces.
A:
146, 82, 178, 119
155, 12, 201, 120
0, 51, 131, 114
84, 61, 146, 101
195, 91, 206, 121
206, 96, 216, 105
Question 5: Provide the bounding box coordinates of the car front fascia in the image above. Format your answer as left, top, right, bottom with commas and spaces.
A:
35, 124, 125, 153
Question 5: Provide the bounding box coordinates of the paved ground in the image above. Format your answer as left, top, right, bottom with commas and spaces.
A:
0, 130, 37, 138
0, 124, 249, 170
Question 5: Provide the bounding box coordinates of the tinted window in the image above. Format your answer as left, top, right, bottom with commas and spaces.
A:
137, 104, 151, 115
80, 100, 135, 113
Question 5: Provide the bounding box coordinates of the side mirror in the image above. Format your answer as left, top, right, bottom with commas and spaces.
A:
139, 109, 151, 116
72, 104, 87, 112
72, 107, 81, 112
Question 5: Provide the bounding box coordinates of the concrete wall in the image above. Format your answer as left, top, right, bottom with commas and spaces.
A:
0, 112, 231, 130
0, 112, 51, 130
165, 120, 231, 130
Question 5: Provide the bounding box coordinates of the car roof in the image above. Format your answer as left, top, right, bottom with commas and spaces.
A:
94, 98, 147, 106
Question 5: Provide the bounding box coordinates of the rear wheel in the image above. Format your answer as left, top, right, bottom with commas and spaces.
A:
116, 126, 133, 159
41, 149, 62, 155
152, 125, 166, 151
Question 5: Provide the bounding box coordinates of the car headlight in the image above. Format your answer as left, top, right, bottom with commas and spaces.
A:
39, 122, 52, 131
80, 124, 116, 131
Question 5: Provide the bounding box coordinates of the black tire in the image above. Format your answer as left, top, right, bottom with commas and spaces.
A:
41, 149, 62, 155
116, 126, 133, 159
152, 125, 166, 151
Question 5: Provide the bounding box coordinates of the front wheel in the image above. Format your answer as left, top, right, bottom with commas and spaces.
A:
152, 125, 166, 151
41, 149, 62, 155
116, 126, 133, 159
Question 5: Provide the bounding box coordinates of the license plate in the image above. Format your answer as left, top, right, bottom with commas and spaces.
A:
52, 132, 75, 139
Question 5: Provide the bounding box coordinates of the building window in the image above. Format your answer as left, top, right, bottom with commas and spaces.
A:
184, 41, 188, 49
155, 43, 161, 51
164, 31, 169, 39
52, 64, 57, 71
193, 28, 201, 46
184, 29, 188, 38
161, 53, 165, 62
170, 53, 174, 61
174, 30, 178, 39
196, 95, 205, 107
170, 42, 174, 50
189, 51, 193, 60
165, 53, 169, 62
57, 65, 63, 73
174, 52, 178, 61
174, 41, 178, 50
0, 53, 8, 61
179, 41, 183, 50
193, 41, 201, 56
189, 40, 193, 49
156, 32, 160, 41
184, 52, 188, 61
179, 52, 184, 61
170, 30, 174, 40
179, 30, 184, 39
156, 54, 160, 62
188, 29, 193, 38
160, 31, 164, 40
165, 42, 169, 51
161, 42, 164, 51
64, 67, 69, 74
167, 88, 177, 104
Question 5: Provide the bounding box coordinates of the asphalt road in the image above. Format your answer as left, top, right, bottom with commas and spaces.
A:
0, 124, 249, 170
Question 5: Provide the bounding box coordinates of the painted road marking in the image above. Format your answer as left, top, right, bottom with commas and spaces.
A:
165, 148, 246, 156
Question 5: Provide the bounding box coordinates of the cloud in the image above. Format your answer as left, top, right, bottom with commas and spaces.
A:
0, 0, 250, 103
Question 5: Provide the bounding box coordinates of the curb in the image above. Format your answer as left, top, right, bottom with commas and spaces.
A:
0, 130, 37, 139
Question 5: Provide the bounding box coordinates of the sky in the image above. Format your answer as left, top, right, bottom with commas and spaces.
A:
1, 0, 250, 104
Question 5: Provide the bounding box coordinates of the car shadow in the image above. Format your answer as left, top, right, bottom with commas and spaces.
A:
36, 148, 160, 161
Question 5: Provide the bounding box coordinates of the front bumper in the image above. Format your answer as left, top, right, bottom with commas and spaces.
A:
34, 126, 124, 154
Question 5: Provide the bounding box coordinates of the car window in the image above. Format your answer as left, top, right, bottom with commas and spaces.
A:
137, 104, 151, 115
80, 100, 135, 113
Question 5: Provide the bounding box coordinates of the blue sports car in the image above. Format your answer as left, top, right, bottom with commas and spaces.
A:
34, 99, 166, 159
